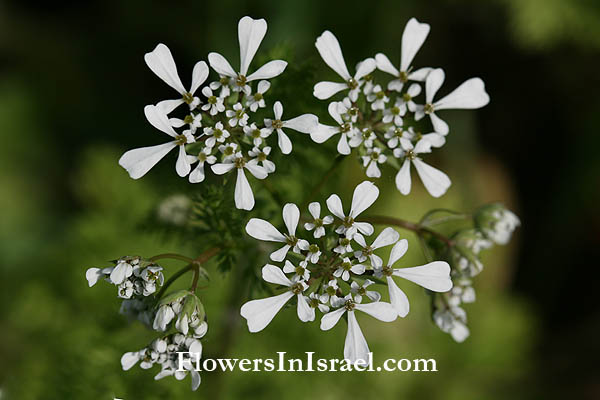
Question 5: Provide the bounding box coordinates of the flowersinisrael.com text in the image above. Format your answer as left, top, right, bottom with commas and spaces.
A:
177, 352, 438, 373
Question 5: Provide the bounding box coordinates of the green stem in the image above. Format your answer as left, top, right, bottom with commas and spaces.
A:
156, 264, 193, 299
149, 253, 195, 264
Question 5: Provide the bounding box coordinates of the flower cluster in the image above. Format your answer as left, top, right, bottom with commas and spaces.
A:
309, 18, 490, 198
241, 181, 453, 363
121, 328, 207, 391
432, 204, 520, 342
118, 16, 318, 210
86, 256, 164, 299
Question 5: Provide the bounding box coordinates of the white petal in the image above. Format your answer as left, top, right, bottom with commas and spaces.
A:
354, 222, 374, 236
326, 194, 345, 219
270, 244, 291, 262
315, 31, 351, 80
395, 159, 412, 195
429, 112, 449, 135
85, 267, 103, 287
238, 16, 267, 75
157, 99, 185, 114
400, 18, 430, 72
210, 162, 236, 175
282, 203, 300, 236
189, 163, 206, 183
313, 81, 348, 100
234, 168, 254, 210
386, 276, 410, 317
247, 60, 287, 81
328, 101, 343, 125
344, 311, 370, 364
371, 227, 400, 249
412, 158, 451, 198
337, 133, 351, 155
276, 129, 293, 154
425, 68, 445, 104
375, 53, 399, 76
283, 114, 319, 133
421, 133, 446, 148
175, 145, 191, 177
388, 239, 408, 266
119, 142, 177, 179
354, 58, 376, 80
408, 67, 432, 81
257, 80, 271, 93
240, 292, 294, 332
121, 352, 140, 371
450, 321, 470, 342
354, 301, 398, 322
393, 261, 452, 292
190, 61, 209, 94
308, 201, 321, 219
310, 124, 339, 144
273, 101, 283, 119
207, 52, 237, 77
350, 181, 379, 218
434, 78, 490, 110
262, 264, 293, 286
246, 218, 286, 242
190, 370, 201, 391
144, 43, 186, 94
297, 295, 314, 322
320, 307, 346, 330
144, 104, 178, 137
245, 161, 268, 179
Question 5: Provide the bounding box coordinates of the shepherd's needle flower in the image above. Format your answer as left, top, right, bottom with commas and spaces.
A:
283, 259, 310, 281
188, 147, 217, 184
243, 123, 270, 147
304, 201, 333, 238
211, 154, 268, 210
145, 43, 209, 113
326, 181, 379, 238
353, 227, 400, 267
361, 147, 387, 178
226, 103, 249, 127
200, 87, 225, 115
203, 122, 230, 147
333, 257, 365, 281
248, 146, 275, 173
264, 101, 319, 154
350, 279, 381, 303
310, 101, 359, 155
245, 203, 310, 260
246, 80, 270, 111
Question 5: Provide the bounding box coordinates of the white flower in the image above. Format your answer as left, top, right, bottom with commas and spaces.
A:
248, 146, 276, 173
353, 227, 400, 267
326, 180, 379, 238
385, 126, 412, 149
366, 84, 389, 111
118, 280, 134, 299
333, 257, 365, 281
226, 103, 249, 127
337, 97, 359, 122
203, 122, 230, 148
209, 75, 231, 98
211, 154, 267, 210
333, 237, 353, 254
246, 80, 270, 112
350, 279, 381, 303
320, 296, 397, 364
245, 203, 310, 261
313, 30, 376, 101
397, 83, 422, 114
349, 127, 376, 149
283, 259, 310, 281
433, 306, 469, 343
303, 292, 330, 321
361, 147, 387, 178
119, 105, 196, 179
304, 201, 333, 238
264, 101, 319, 154
218, 143, 239, 162
375, 239, 452, 317
85, 267, 111, 287
170, 113, 202, 134
110, 260, 134, 285
415, 68, 490, 135
375, 18, 432, 92
240, 264, 310, 332
208, 16, 287, 95
394, 137, 451, 198
319, 279, 340, 305
188, 147, 217, 184
243, 123, 270, 147
200, 87, 225, 115
382, 98, 404, 126
480, 208, 521, 245
304, 244, 321, 264
153, 304, 176, 331
310, 102, 360, 155
144, 43, 209, 114
448, 279, 476, 306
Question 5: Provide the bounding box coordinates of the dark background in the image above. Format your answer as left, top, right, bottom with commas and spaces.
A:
1, 0, 599, 398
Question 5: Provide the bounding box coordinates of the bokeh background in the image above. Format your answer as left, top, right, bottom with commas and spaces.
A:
1, 0, 599, 399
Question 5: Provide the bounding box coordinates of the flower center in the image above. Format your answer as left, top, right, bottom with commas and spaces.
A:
391, 106, 400, 115
290, 282, 304, 295
253, 92, 263, 101
208, 96, 217, 105
233, 157, 246, 169
339, 237, 351, 247
342, 216, 355, 228
395, 128, 404, 137
295, 265, 305, 276
235, 74, 247, 87
182, 92, 194, 104
340, 122, 351, 133
175, 134, 188, 146
285, 234, 298, 247
220, 76, 230, 85
376, 90, 385, 100
344, 299, 356, 311
370, 151, 379, 161
235, 108, 245, 118
399, 70, 408, 83
358, 287, 367, 296
382, 266, 394, 276
309, 244, 319, 253
363, 245, 374, 256
424, 103, 435, 114
405, 150, 416, 160
341, 261, 352, 271
403, 93, 412, 102
272, 119, 283, 129
184, 114, 195, 124
326, 286, 336, 296
251, 129, 262, 138
223, 145, 234, 156
347, 78, 358, 90
197, 152, 207, 162
309, 297, 320, 308
313, 217, 323, 227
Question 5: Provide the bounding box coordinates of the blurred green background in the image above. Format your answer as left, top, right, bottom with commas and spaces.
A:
1, 0, 599, 399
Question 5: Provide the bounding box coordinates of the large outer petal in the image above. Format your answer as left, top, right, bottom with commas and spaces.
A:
245, 218, 286, 242
297, 295, 314, 322
144, 104, 178, 137
238, 16, 268, 75
393, 261, 452, 292
400, 18, 430, 72
144, 43, 185, 94
282, 203, 300, 236
283, 114, 319, 133
247, 60, 287, 81
207, 52, 237, 77
434, 78, 490, 110
372, 227, 400, 250
234, 168, 255, 210
240, 292, 294, 332
412, 158, 451, 198
315, 31, 351, 80
313, 81, 348, 100
190, 61, 209, 94
425, 68, 445, 104
320, 307, 346, 331
375, 53, 399, 76
326, 193, 346, 219
350, 181, 379, 218
395, 159, 412, 195
119, 142, 176, 179
344, 311, 370, 364
262, 264, 293, 287
353, 302, 398, 322
310, 123, 339, 144
388, 239, 409, 266
386, 276, 410, 317
175, 145, 191, 177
